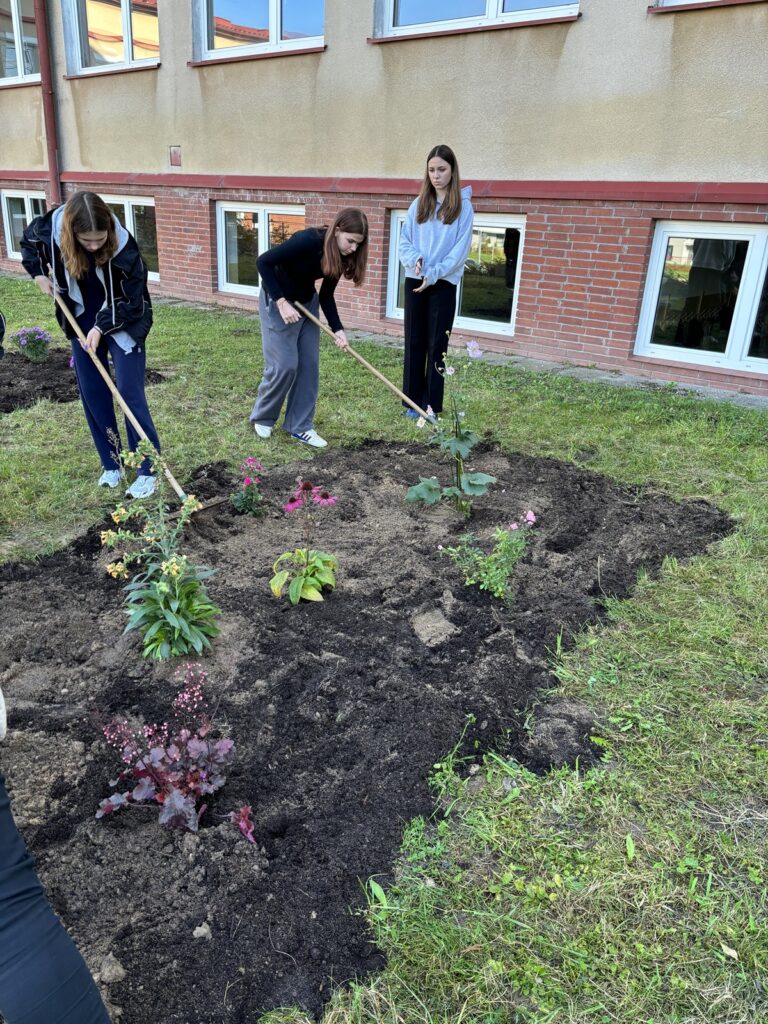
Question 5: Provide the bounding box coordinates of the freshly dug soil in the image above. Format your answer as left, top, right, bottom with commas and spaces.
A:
0, 348, 164, 412
0, 441, 731, 1022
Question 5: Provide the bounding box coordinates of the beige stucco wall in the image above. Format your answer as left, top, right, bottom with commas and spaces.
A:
0, 86, 45, 170
5, 0, 768, 182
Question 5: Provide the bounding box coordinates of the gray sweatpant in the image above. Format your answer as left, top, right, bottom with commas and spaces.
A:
250, 289, 320, 434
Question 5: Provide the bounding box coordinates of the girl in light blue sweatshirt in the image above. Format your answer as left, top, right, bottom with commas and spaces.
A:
399, 144, 474, 416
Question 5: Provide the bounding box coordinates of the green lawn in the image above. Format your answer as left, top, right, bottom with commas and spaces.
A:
2, 272, 767, 1023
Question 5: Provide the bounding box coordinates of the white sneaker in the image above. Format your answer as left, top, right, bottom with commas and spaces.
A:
253, 423, 273, 439
126, 475, 157, 499
291, 429, 327, 449
0, 687, 6, 741
98, 469, 122, 488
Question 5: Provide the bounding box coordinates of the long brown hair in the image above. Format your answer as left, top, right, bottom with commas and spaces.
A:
416, 145, 463, 226
60, 191, 118, 278
321, 208, 369, 285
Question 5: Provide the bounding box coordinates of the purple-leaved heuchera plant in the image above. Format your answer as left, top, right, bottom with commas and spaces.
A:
96, 663, 254, 841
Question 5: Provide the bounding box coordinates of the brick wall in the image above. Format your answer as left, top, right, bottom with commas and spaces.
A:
2, 177, 767, 396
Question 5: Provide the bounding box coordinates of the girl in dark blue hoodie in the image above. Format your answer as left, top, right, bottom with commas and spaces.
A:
21, 191, 160, 499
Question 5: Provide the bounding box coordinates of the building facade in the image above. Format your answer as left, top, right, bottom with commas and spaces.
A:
2, 0, 767, 394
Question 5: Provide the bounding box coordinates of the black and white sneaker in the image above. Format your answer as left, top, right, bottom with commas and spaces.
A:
291, 429, 328, 449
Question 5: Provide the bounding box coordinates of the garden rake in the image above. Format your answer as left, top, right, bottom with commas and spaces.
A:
292, 301, 435, 422
50, 284, 189, 502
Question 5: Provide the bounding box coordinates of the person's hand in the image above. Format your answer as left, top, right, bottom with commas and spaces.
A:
34, 275, 53, 296
413, 278, 430, 293
82, 327, 102, 353
276, 298, 300, 324
414, 257, 423, 277
333, 330, 349, 351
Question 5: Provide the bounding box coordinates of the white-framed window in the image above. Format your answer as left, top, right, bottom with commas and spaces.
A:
635, 221, 768, 372
102, 195, 159, 280
61, 0, 160, 75
0, 0, 40, 83
373, 0, 578, 38
192, 0, 324, 60
386, 210, 525, 337
216, 202, 305, 296
1, 190, 46, 259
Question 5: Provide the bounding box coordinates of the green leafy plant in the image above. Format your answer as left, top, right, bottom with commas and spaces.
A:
406, 338, 495, 518
11, 325, 51, 362
101, 444, 221, 659
439, 511, 537, 602
230, 456, 265, 517
270, 478, 338, 605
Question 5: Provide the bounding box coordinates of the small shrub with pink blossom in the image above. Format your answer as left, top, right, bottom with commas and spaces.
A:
439, 511, 537, 602
95, 663, 254, 841
11, 325, 52, 363
231, 457, 265, 517
270, 478, 338, 605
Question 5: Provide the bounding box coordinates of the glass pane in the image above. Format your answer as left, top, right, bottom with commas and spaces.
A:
281, 0, 323, 39
6, 196, 28, 253
503, 0, 566, 10
268, 212, 305, 247
209, 0, 269, 49
459, 226, 515, 324
133, 204, 158, 274
130, 0, 159, 60
79, 0, 126, 67
106, 201, 127, 226
0, 8, 18, 78
650, 236, 746, 354
394, 0, 484, 27
224, 210, 259, 287
20, 0, 39, 74
748, 266, 768, 360
30, 196, 47, 217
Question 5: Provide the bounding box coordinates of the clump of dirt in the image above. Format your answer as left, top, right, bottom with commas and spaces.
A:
0, 441, 731, 1022
0, 349, 165, 412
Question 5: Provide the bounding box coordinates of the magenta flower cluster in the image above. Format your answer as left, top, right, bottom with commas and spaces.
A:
240, 456, 263, 490
11, 325, 52, 362
282, 478, 338, 513
509, 510, 537, 531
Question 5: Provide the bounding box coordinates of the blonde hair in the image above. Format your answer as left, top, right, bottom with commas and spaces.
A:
321, 208, 369, 285
416, 145, 463, 226
60, 191, 117, 278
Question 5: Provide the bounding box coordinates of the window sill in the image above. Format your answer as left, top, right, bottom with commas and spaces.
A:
368, 14, 580, 43
648, 0, 768, 13
0, 76, 42, 90
189, 45, 326, 67
64, 62, 161, 81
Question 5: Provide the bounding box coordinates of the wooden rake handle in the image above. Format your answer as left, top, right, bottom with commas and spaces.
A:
51, 287, 187, 501
292, 301, 432, 421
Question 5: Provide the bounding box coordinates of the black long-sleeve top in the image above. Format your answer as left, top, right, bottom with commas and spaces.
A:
256, 227, 343, 333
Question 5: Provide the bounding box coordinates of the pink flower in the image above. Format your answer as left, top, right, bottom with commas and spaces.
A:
525, 510, 537, 524
437, 544, 443, 550
312, 489, 337, 507
445, 366, 456, 376
243, 477, 252, 487
282, 499, 303, 513
466, 340, 482, 359
244, 457, 262, 467
509, 522, 519, 531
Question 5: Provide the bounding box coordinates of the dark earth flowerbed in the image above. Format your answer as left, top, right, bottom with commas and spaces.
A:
0, 441, 731, 1022
0, 349, 165, 412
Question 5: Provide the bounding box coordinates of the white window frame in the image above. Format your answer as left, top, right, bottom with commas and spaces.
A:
192, 0, 324, 60
635, 220, 768, 374
1, 189, 46, 259
386, 209, 526, 337
61, 0, 160, 76
373, 0, 579, 38
0, 0, 41, 85
216, 201, 305, 297
101, 195, 159, 282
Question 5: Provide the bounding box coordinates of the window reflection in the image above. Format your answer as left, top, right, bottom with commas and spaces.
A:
459, 226, 517, 324
281, 0, 323, 39
225, 211, 259, 287
394, 0, 484, 27
130, 0, 159, 61
268, 213, 305, 247
209, 0, 269, 49
651, 236, 747, 354
20, 0, 39, 74
134, 204, 159, 274
748, 268, 768, 360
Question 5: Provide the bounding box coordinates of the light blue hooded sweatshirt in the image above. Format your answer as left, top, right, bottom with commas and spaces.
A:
399, 185, 474, 288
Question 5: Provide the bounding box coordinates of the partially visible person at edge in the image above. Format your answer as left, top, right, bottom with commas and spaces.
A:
250, 207, 368, 449
0, 688, 112, 1024
21, 191, 160, 499
398, 144, 474, 418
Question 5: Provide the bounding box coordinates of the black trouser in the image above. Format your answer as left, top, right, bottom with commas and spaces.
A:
402, 278, 457, 415
0, 774, 111, 1023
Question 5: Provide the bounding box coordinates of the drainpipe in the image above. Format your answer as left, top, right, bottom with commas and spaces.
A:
34, 0, 62, 206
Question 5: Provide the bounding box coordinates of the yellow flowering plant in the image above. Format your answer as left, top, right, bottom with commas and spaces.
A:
101, 442, 220, 659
